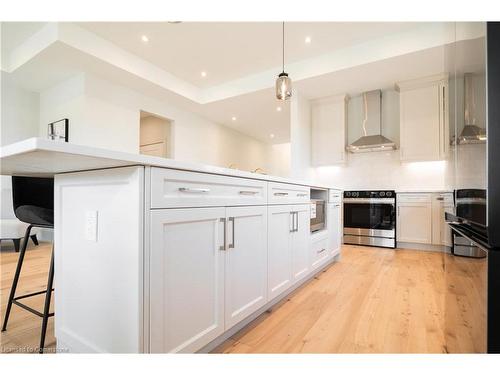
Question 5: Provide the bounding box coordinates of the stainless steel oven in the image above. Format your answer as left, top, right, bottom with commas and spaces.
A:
310, 199, 325, 232
343, 190, 396, 248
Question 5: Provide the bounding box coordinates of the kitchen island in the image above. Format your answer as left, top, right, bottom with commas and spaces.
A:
0, 138, 342, 353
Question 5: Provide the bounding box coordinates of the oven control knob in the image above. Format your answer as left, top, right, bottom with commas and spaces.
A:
380, 191, 385, 197
386, 191, 392, 197
346, 192, 351, 197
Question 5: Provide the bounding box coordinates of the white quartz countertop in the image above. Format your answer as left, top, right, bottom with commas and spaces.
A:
0, 138, 337, 190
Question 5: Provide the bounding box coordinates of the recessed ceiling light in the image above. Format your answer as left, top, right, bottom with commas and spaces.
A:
270, 134, 275, 139
231, 116, 237, 121
276, 106, 282, 112
141, 35, 149, 43
201, 71, 207, 77
305, 36, 311, 44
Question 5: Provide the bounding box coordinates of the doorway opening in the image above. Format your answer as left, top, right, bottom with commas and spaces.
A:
139, 111, 172, 158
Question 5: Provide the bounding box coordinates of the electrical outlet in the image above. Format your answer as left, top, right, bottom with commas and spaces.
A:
85, 210, 98, 242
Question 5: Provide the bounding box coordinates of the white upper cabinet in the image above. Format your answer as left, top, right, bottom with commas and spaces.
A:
396, 74, 449, 162
311, 94, 349, 166
224, 206, 268, 330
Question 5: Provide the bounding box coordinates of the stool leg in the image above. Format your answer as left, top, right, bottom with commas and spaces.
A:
2, 225, 32, 332
31, 234, 39, 246
12, 239, 20, 252
39, 245, 54, 354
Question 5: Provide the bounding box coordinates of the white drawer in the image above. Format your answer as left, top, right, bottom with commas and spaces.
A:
311, 238, 329, 269
397, 193, 432, 203
329, 190, 342, 203
151, 168, 267, 208
268, 182, 310, 205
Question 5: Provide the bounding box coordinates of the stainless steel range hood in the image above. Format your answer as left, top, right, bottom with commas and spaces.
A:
346, 90, 396, 153
456, 73, 487, 145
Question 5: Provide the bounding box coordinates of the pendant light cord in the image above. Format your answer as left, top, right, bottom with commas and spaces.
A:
282, 21, 285, 73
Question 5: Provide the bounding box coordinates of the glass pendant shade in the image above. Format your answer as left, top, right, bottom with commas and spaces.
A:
276, 72, 292, 100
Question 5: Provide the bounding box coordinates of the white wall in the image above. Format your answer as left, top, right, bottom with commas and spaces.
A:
314, 151, 452, 190
1, 72, 40, 146
37, 73, 287, 175
290, 92, 313, 180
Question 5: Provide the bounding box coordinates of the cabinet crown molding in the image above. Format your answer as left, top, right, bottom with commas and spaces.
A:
395, 73, 449, 92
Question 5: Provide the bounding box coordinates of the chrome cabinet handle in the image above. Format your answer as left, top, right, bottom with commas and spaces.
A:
239, 190, 258, 195
317, 248, 326, 254
219, 218, 227, 251
295, 212, 299, 232
436, 197, 444, 201
297, 193, 308, 197
228, 217, 235, 249
274, 192, 289, 196
179, 187, 210, 193
334, 204, 340, 207
290, 212, 294, 233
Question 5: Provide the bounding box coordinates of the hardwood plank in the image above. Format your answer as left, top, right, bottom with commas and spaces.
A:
1, 242, 55, 353
1, 242, 483, 354
213, 245, 452, 354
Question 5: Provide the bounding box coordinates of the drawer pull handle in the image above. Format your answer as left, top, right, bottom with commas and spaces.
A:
179, 187, 210, 194
274, 192, 289, 196
317, 248, 326, 254
239, 190, 258, 195
297, 193, 308, 197
436, 197, 444, 201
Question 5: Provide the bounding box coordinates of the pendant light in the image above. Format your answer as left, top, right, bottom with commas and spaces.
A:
276, 22, 292, 100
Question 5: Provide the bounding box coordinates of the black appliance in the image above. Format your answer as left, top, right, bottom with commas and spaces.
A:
444, 22, 500, 353
343, 190, 396, 248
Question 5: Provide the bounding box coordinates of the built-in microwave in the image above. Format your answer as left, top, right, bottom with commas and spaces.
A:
310, 199, 326, 232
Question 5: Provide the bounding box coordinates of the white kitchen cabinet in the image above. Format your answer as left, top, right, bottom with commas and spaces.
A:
311, 94, 348, 166
224, 206, 268, 329
311, 236, 329, 269
397, 194, 432, 244
432, 193, 454, 247
267, 204, 311, 300
150, 207, 225, 353
396, 74, 449, 162
291, 205, 311, 282
327, 202, 342, 257
267, 205, 294, 300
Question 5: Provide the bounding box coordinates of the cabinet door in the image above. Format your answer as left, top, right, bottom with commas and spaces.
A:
400, 84, 441, 161
291, 204, 311, 282
268, 205, 293, 300
397, 203, 432, 244
442, 202, 454, 247
311, 95, 347, 166
225, 206, 268, 329
150, 207, 225, 353
328, 203, 342, 256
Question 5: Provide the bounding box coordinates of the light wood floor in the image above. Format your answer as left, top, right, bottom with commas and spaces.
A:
1, 242, 481, 354
1, 242, 55, 353
213, 245, 449, 353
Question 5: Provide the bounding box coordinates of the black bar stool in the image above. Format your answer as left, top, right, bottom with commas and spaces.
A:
2, 176, 54, 354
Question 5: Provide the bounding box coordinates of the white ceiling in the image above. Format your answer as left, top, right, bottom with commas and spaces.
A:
76, 22, 424, 88
2, 21, 480, 145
